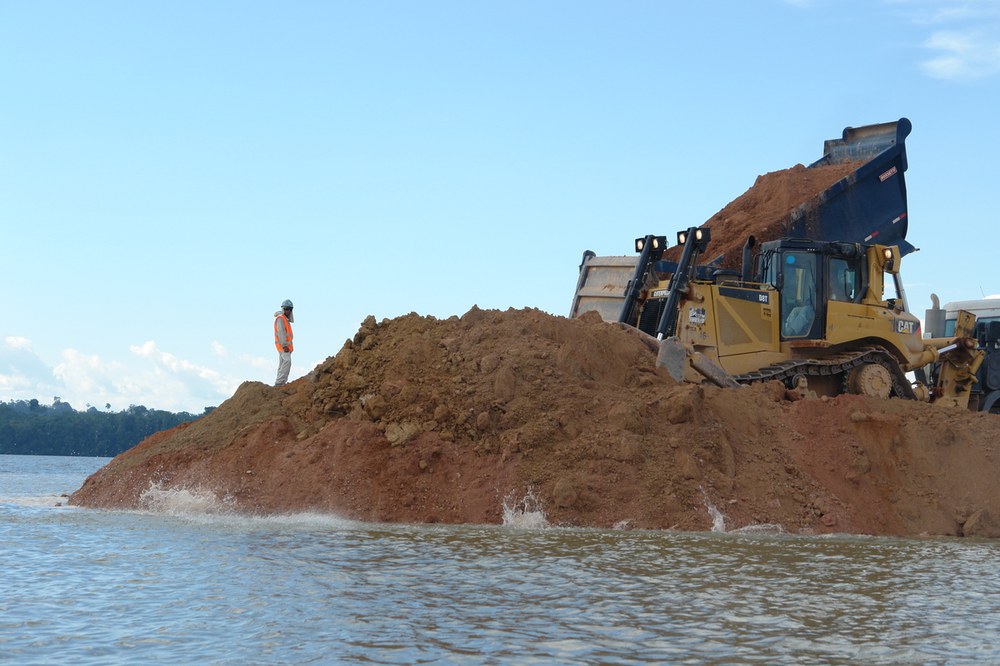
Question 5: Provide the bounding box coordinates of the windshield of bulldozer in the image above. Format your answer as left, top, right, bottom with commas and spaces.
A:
780, 251, 817, 338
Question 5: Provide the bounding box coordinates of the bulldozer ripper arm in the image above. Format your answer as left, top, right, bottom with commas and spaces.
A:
929, 337, 985, 409
907, 337, 979, 368
904, 310, 982, 373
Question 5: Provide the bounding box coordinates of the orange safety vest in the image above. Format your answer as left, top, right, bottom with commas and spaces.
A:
274, 314, 294, 352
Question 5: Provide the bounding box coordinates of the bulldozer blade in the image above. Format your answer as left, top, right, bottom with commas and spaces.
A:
656, 337, 688, 384
691, 352, 744, 389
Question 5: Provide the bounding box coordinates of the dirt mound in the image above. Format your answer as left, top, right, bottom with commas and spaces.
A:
665, 162, 861, 269
71, 308, 1000, 537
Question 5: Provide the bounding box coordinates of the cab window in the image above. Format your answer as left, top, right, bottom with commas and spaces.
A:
781, 251, 817, 338
829, 256, 862, 303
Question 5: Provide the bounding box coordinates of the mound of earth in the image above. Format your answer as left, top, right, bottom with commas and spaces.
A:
71, 308, 1000, 538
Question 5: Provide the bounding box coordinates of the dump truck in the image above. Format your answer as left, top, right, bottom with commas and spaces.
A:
925, 295, 1000, 413
572, 118, 984, 408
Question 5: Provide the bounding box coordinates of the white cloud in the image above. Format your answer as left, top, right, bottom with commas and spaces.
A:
131, 340, 157, 358
53, 349, 125, 399
0, 372, 34, 392
892, 0, 1000, 80
242, 353, 275, 372
3, 335, 295, 414
921, 28, 1000, 80
128, 340, 241, 397
906, 0, 1000, 26
1, 341, 244, 413
1, 338, 59, 402
4, 336, 33, 350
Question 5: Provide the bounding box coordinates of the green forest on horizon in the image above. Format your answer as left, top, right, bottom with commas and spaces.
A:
0, 398, 211, 457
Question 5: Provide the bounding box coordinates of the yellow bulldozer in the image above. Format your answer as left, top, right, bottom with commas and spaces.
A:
628, 228, 983, 408
572, 118, 984, 408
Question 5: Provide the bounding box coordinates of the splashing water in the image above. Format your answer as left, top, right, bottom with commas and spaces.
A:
139, 483, 234, 516
700, 487, 726, 532
731, 523, 786, 535
700, 487, 786, 534
706, 502, 726, 532
501, 489, 549, 528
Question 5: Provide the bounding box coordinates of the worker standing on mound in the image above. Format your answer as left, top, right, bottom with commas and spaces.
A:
274, 299, 294, 386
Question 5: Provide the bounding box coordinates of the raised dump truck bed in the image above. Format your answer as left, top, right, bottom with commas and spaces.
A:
571, 117, 916, 319
796, 117, 914, 256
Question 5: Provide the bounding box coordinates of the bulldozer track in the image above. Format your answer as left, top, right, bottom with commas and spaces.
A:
733, 346, 916, 399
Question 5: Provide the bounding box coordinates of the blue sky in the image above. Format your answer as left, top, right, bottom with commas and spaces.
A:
2, 0, 999, 413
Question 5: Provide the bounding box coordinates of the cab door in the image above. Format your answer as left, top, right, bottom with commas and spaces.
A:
779, 251, 823, 340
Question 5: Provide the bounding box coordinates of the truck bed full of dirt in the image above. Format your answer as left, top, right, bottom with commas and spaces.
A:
666, 162, 862, 269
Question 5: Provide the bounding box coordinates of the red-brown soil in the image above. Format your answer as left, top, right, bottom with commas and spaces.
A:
664, 162, 861, 269
71, 308, 1000, 538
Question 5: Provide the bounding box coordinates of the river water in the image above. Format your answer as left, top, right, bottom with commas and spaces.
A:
3, 454, 1000, 664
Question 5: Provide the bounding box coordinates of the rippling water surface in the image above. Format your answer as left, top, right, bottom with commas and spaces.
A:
3, 453, 1000, 664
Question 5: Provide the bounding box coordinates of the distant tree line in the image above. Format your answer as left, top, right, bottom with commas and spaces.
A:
0, 398, 213, 457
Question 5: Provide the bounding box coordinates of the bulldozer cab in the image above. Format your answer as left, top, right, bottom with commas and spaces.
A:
757, 239, 869, 342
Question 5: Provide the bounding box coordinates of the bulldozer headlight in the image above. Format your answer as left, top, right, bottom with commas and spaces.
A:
882, 247, 896, 271
677, 227, 710, 249
635, 235, 667, 253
